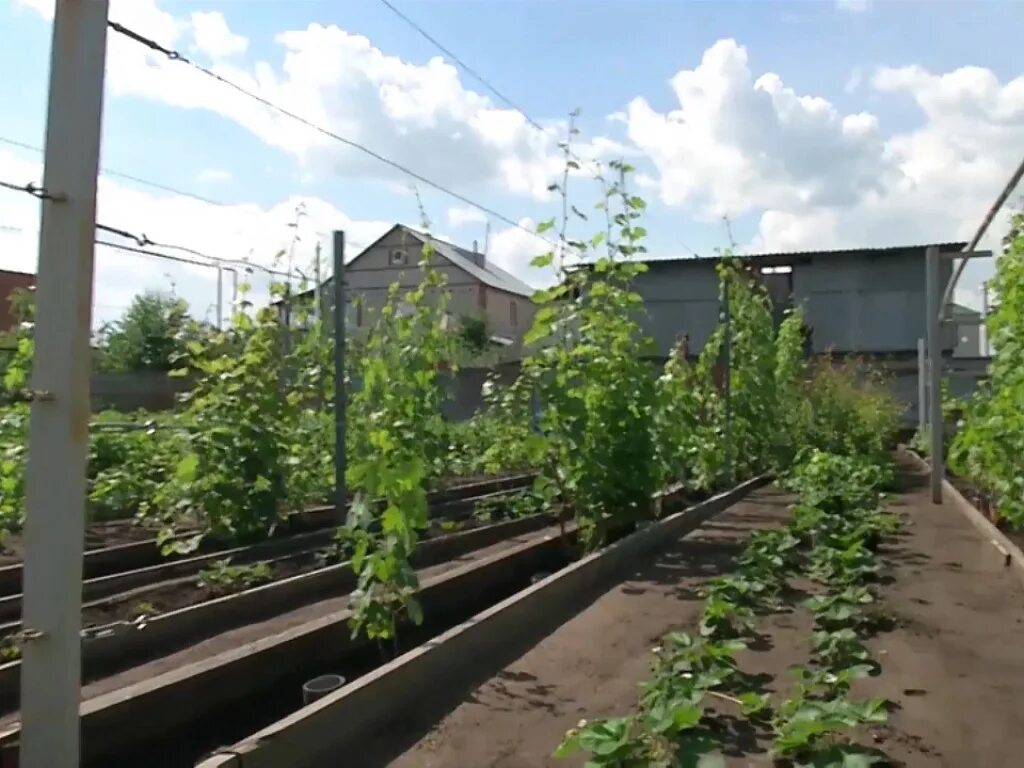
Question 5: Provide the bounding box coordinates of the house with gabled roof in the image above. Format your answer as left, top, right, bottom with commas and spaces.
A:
313, 223, 537, 355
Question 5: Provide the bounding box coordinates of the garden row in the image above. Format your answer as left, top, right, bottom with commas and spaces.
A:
557, 444, 900, 767
944, 212, 1024, 535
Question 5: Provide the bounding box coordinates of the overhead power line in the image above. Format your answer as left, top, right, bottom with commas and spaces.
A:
0, 135, 228, 207
378, 0, 546, 135
376, 0, 605, 180
107, 19, 553, 247
3, 175, 309, 279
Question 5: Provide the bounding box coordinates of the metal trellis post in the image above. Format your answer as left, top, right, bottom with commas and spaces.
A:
925, 246, 944, 504
332, 231, 347, 525
20, 2, 109, 766
917, 337, 926, 438
722, 279, 733, 485
216, 265, 223, 330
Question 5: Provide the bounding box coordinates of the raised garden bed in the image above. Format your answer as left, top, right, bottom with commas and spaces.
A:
193, 476, 768, 768
0, 476, 761, 768
0, 472, 537, 596
210, 457, 1024, 768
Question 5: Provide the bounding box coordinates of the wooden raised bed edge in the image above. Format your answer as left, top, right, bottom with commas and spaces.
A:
0, 472, 538, 595
0, 513, 554, 715
903, 447, 1024, 587
197, 473, 770, 768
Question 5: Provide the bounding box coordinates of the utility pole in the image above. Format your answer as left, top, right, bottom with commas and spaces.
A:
926, 246, 943, 503
332, 231, 347, 525
20, 3, 109, 767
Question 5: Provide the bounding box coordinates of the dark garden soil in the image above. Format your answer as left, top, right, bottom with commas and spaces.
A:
381, 485, 796, 768
0, 509, 537, 638
382, 458, 1024, 768
0, 519, 162, 565
0, 523, 563, 732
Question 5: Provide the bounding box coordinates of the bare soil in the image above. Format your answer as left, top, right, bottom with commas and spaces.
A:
71, 512, 511, 629
383, 485, 795, 768
0, 519, 161, 565
384, 459, 1024, 768
0, 522, 561, 730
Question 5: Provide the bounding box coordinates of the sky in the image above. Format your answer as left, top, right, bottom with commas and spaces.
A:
1, 0, 1022, 326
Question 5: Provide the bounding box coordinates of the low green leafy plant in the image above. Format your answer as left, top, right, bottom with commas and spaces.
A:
198, 559, 273, 594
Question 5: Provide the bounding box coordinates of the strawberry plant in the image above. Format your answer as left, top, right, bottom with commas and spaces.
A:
198, 559, 273, 595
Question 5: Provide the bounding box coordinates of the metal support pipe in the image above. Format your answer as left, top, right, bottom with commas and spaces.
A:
20, 2, 109, 766
917, 337, 926, 438
216, 265, 223, 330
332, 231, 347, 525
721, 279, 733, 485
926, 246, 944, 504
982, 281, 991, 357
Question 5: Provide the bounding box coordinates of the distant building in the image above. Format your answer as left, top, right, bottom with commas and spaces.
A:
0, 269, 35, 335
622, 242, 966, 360
950, 303, 983, 358
302, 224, 537, 355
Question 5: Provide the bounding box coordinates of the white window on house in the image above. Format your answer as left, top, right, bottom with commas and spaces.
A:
510, 300, 518, 327
389, 249, 406, 266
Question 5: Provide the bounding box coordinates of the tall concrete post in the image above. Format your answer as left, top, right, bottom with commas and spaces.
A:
20, 2, 109, 766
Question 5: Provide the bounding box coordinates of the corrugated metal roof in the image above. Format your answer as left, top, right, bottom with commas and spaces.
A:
639, 242, 968, 265
404, 227, 535, 298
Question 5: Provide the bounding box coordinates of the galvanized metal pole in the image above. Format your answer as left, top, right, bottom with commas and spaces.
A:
917, 337, 927, 438
332, 231, 347, 525
982, 282, 990, 357
722, 279, 733, 484
20, 2, 109, 767
216, 265, 223, 330
926, 246, 944, 503
313, 241, 322, 324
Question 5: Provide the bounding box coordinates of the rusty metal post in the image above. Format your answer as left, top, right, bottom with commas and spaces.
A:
19, 2, 109, 766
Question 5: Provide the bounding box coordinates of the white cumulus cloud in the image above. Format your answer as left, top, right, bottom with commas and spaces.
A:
190, 11, 248, 59
0, 147, 396, 327
446, 205, 487, 228
12, 0, 579, 202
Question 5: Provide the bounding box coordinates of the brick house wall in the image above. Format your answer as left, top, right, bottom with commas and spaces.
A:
0, 270, 35, 334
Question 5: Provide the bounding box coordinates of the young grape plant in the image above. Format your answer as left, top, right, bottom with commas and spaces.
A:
343, 239, 456, 643
950, 212, 1024, 528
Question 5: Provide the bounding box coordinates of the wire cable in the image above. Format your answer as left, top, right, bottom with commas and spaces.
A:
0, 178, 62, 201
107, 19, 553, 246
376, 0, 605, 180
1, 135, 227, 207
